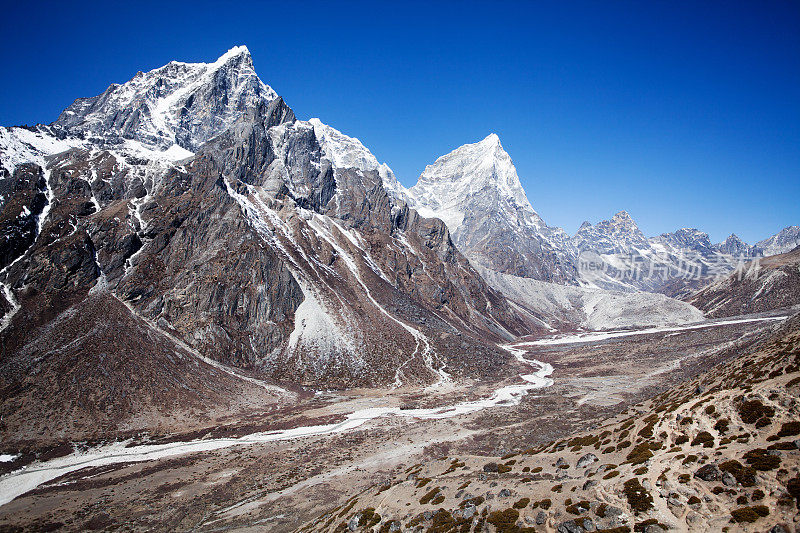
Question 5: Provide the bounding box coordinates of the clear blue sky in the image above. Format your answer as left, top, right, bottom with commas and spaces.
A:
1, 1, 797, 243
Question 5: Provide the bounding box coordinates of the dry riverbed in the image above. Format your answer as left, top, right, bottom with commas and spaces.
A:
0, 314, 787, 532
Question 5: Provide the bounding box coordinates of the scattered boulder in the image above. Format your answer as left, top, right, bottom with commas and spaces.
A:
536, 511, 547, 525
557, 519, 584, 533
347, 514, 361, 531
457, 505, 476, 520
577, 453, 599, 469
694, 464, 722, 482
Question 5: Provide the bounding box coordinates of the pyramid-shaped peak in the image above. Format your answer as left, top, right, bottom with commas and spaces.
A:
480, 132, 501, 144
607, 211, 641, 233
162, 45, 253, 72
221, 45, 251, 58
212, 45, 253, 67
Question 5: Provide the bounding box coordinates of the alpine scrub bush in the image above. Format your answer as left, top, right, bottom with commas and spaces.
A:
777, 421, 800, 437
736, 399, 775, 425
691, 431, 715, 447
419, 487, 441, 504
743, 448, 781, 471
513, 497, 529, 509
623, 478, 653, 513
719, 460, 757, 486
730, 505, 769, 523
486, 508, 519, 533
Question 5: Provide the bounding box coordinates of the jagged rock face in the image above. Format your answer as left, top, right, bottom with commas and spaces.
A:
573, 211, 649, 255
714, 233, 755, 258
0, 47, 528, 395
196, 109, 528, 384
653, 227, 716, 255
0, 164, 47, 270
688, 246, 800, 317
755, 225, 800, 256
53, 46, 277, 152
309, 118, 409, 204
407, 134, 578, 284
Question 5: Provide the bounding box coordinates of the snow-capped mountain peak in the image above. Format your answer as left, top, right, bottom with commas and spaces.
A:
655, 228, 714, 254
409, 133, 544, 233
406, 134, 578, 283
714, 233, 753, 257
53, 45, 277, 153
606, 211, 642, 235
478, 132, 501, 147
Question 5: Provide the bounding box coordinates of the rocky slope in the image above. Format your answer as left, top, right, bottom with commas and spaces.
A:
301, 314, 800, 533
755, 226, 800, 257
689, 246, 800, 318
477, 266, 705, 332
0, 47, 532, 445
0, 291, 289, 446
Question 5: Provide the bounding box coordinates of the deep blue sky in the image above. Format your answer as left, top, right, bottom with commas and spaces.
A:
1, 1, 797, 243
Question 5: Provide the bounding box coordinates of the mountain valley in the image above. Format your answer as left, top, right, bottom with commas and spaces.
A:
0, 46, 798, 533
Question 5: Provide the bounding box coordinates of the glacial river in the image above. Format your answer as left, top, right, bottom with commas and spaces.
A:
0, 346, 552, 507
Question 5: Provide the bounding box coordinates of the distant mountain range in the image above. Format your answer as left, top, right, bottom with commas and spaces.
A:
370, 134, 798, 293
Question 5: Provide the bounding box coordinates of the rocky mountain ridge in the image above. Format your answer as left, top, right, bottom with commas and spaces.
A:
0, 47, 536, 444
689, 246, 800, 318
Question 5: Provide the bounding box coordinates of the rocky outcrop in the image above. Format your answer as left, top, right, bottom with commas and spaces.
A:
0, 164, 48, 270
